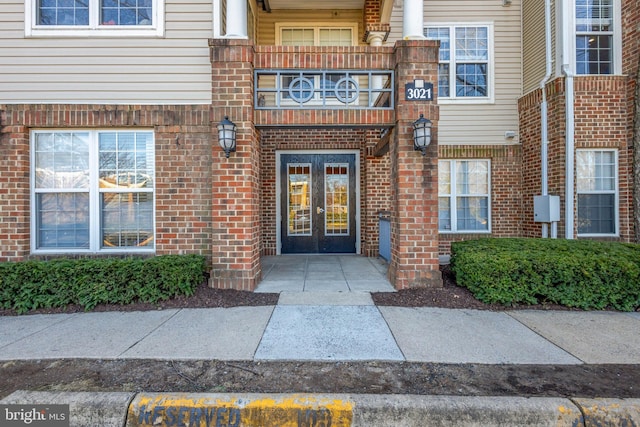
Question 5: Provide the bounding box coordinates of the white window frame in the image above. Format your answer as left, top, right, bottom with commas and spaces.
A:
576, 149, 618, 237
30, 129, 156, 254
438, 159, 492, 234
573, 0, 622, 75
275, 23, 358, 47
274, 24, 359, 107
25, 0, 165, 38
424, 23, 495, 104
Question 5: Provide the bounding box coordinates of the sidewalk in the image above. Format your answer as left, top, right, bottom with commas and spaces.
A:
1, 292, 639, 364
1, 293, 640, 426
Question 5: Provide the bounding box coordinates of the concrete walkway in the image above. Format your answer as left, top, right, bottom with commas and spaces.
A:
2, 255, 640, 426
256, 255, 395, 293
2, 301, 640, 427
1, 295, 639, 364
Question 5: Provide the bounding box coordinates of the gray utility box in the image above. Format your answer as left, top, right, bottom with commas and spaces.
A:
533, 195, 560, 222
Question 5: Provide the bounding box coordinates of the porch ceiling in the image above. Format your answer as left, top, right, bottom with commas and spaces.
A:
266, 0, 365, 9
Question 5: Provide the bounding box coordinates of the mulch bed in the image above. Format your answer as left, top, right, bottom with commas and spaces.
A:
0, 264, 581, 316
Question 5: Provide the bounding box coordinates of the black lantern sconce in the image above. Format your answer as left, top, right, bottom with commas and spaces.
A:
217, 116, 237, 158
413, 113, 432, 156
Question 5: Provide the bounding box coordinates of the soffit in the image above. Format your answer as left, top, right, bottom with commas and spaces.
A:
266, 0, 365, 10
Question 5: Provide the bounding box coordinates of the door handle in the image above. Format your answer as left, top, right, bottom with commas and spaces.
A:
317, 207, 325, 214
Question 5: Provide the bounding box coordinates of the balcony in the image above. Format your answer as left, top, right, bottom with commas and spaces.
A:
255, 70, 393, 110
251, 45, 397, 128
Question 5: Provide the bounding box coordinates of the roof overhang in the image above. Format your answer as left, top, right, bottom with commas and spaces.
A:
262, 0, 365, 10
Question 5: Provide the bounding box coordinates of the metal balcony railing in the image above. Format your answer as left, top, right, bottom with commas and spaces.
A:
254, 69, 394, 110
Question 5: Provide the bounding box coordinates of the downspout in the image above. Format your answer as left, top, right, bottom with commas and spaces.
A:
562, 64, 575, 239
561, 0, 575, 239
540, 0, 553, 238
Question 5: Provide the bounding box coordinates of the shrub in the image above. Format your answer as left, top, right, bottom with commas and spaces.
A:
450, 238, 640, 311
0, 255, 207, 314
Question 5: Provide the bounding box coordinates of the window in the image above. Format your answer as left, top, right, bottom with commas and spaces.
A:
439, 160, 491, 232
32, 130, 155, 252
274, 25, 358, 106
577, 150, 617, 235
425, 25, 493, 102
277, 26, 355, 46
25, 0, 164, 37
576, 0, 614, 74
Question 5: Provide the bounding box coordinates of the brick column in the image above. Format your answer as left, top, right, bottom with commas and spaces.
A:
209, 39, 261, 290
389, 40, 442, 289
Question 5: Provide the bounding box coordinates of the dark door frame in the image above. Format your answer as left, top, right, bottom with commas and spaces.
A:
276, 149, 361, 255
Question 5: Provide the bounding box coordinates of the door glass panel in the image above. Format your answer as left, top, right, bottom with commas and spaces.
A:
325, 163, 349, 235
287, 163, 312, 236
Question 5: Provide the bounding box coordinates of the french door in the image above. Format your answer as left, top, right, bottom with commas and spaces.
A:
280, 153, 357, 254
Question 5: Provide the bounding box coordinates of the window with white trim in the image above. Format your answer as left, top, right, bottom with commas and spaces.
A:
277, 26, 355, 47
25, 0, 164, 37
32, 130, 155, 252
576, 0, 614, 74
276, 24, 357, 105
425, 25, 492, 101
438, 160, 491, 232
576, 149, 618, 235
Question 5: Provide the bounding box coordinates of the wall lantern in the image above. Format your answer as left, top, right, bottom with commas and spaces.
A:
217, 116, 237, 158
413, 113, 432, 156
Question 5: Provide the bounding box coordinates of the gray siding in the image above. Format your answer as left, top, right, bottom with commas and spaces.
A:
0, 0, 213, 104
387, 0, 522, 146
523, 0, 548, 94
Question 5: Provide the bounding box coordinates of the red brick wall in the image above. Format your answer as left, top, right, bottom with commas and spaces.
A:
362, 0, 390, 41
0, 104, 213, 262
0, 117, 29, 261
574, 76, 632, 240
519, 79, 568, 239
622, 0, 639, 241
388, 40, 441, 288
518, 76, 632, 241
210, 39, 261, 290
437, 144, 523, 255
364, 130, 391, 257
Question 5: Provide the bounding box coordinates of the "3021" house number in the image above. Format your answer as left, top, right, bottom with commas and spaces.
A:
405, 80, 434, 101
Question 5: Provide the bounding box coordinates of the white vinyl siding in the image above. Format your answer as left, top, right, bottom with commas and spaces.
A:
522, 0, 547, 93
25, 0, 163, 37
388, 0, 522, 146
0, 0, 212, 104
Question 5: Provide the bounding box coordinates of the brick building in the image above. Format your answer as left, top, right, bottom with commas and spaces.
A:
0, 0, 638, 291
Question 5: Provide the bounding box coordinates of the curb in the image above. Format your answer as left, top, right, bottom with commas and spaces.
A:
3, 391, 640, 426
1, 390, 134, 427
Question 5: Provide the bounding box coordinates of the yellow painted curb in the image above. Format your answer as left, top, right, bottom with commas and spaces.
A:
127, 393, 353, 427
573, 398, 640, 426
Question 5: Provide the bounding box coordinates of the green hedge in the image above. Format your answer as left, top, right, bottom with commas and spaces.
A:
450, 238, 640, 311
0, 255, 207, 314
